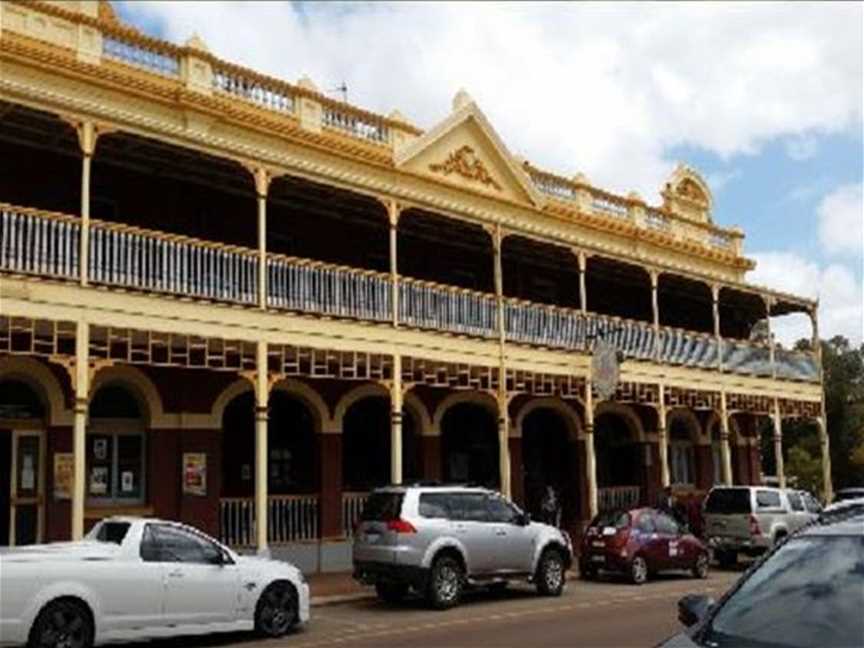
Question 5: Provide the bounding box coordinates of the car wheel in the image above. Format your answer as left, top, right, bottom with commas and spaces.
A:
716, 549, 737, 569
692, 552, 710, 579
536, 548, 565, 596
28, 598, 94, 648
630, 556, 649, 585
255, 581, 298, 638
426, 555, 464, 609
375, 582, 408, 604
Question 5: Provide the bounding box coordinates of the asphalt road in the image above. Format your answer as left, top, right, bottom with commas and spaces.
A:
143, 569, 741, 648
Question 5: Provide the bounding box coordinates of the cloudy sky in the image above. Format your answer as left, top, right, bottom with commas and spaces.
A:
116, 1, 863, 345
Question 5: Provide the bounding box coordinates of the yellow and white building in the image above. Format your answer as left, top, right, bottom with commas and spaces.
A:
0, 0, 830, 570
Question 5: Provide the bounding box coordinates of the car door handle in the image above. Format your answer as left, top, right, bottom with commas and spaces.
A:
496, 529, 507, 536
167, 570, 184, 578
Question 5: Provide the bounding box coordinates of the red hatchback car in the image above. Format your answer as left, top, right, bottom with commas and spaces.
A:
579, 508, 710, 584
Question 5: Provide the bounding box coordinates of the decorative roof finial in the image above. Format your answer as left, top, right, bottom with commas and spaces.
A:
185, 33, 209, 53
452, 88, 473, 112
297, 76, 319, 93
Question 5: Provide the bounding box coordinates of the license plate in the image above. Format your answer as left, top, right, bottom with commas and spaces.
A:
363, 533, 380, 544
592, 541, 605, 548
590, 555, 605, 563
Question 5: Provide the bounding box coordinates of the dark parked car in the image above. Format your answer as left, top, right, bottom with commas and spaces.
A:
658, 511, 864, 648
579, 508, 709, 585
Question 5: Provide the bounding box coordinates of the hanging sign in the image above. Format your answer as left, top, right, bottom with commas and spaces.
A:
54, 453, 73, 500
592, 335, 620, 401
183, 452, 207, 496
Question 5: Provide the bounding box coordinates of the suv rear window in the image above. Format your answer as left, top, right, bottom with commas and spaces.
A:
361, 492, 404, 521
705, 488, 752, 514
787, 492, 804, 511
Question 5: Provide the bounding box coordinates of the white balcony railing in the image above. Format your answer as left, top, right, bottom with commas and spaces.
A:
219, 495, 319, 548
598, 486, 641, 513
342, 491, 369, 538
0, 205, 820, 382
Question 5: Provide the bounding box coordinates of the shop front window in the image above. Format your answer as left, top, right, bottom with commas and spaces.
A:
88, 385, 146, 506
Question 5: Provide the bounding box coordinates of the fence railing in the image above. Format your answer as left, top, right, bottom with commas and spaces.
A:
598, 486, 641, 513
342, 491, 369, 538
268, 255, 391, 320
399, 278, 498, 337
0, 209, 80, 280
88, 223, 259, 305
212, 65, 295, 114
102, 34, 180, 77
0, 205, 819, 383
219, 495, 320, 547
323, 106, 389, 144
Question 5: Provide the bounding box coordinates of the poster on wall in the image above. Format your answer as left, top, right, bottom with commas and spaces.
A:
183, 452, 207, 496
121, 470, 135, 493
90, 466, 108, 495
54, 453, 73, 500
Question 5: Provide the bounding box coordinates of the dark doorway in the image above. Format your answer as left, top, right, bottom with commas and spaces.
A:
441, 403, 499, 488
522, 409, 574, 526
595, 412, 639, 487
342, 397, 390, 491
0, 430, 10, 546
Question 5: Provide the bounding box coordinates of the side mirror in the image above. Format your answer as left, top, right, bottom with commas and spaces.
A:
207, 549, 226, 566
677, 594, 715, 628
517, 512, 531, 526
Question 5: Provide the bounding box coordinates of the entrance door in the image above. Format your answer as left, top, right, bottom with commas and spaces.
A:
0, 430, 10, 545
9, 430, 44, 546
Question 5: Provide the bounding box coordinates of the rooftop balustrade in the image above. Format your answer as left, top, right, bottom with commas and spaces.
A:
0, 204, 819, 382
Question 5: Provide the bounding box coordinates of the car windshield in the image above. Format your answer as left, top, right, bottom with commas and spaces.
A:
705, 488, 751, 514
361, 492, 404, 521
591, 511, 629, 529
701, 535, 864, 648
85, 521, 130, 544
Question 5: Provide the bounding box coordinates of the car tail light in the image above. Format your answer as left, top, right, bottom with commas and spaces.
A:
749, 514, 761, 537
386, 519, 417, 534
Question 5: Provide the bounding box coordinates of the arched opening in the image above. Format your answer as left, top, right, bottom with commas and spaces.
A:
221, 390, 318, 498
595, 410, 642, 511
88, 384, 147, 507
668, 417, 696, 487
0, 379, 47, 546
441, 403, 499, 488
522, 408, 575, 527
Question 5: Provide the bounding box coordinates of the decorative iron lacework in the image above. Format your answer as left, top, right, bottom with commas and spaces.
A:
401, 357, 498, 391
613, 381, 660, 404
0, 316, 76, 358
726, 392, 773, 415
89, 326, 257, 371
269, 345, 392, 381
778, 398, 820, 419
665, 386, 721, 410
507, 371, 585, 398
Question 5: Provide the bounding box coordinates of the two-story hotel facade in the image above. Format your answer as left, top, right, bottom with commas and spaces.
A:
0, 1, 831, 571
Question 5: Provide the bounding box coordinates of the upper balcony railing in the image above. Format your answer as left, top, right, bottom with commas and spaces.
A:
0, 205, 819, 382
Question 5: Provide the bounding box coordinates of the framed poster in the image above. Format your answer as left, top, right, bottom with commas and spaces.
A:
90, 466, 108, 495
183, 452, 207, 496
53, 453, 73, 500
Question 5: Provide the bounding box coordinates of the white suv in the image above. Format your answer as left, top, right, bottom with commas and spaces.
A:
703, 486, 820, 567
352, 485, 573, 609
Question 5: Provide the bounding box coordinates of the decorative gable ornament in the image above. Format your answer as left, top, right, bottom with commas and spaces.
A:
661, 164, 714, 224
429, 145, 503, 192
591, 336, 620, 401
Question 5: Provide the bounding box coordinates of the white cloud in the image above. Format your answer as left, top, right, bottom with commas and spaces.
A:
750, 251, 863, 345
116, 1, 863, 203
817, 183, 864, 257
785, 136, 819, 161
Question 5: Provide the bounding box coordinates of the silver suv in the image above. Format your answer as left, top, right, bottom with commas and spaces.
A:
703, 486, 821, 567
352, 484, 573, 608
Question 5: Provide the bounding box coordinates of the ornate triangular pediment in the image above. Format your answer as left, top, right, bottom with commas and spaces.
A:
395, 91, 543, 207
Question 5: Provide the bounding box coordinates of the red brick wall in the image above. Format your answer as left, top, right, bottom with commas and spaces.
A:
177, 430, 222, 537
419, 436, 442, 481
509, 437, 524, 507
694, 445, 714, 491
45, 426, 72, 542
317, 434, 342, 539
